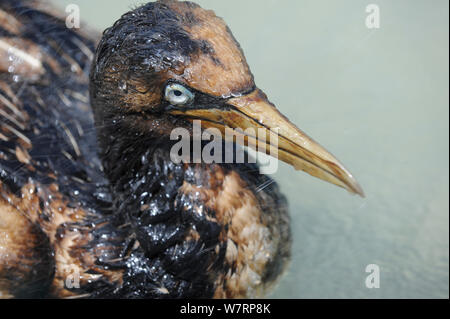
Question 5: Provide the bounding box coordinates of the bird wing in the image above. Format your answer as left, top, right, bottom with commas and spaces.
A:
0, 0, 113, 298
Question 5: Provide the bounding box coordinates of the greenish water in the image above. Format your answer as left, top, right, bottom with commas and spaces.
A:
51, 0, 449, 298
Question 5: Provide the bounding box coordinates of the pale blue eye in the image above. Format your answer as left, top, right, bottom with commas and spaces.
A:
164, 83, 194, 105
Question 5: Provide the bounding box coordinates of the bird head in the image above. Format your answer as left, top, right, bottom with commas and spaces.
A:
90, 0, 363, 196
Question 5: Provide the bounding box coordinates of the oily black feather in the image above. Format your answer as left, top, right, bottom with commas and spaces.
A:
0, 0, 291, 299
0, 0, 106, 207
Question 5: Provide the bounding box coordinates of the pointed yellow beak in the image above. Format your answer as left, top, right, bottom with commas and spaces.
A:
169, 88, 364, 197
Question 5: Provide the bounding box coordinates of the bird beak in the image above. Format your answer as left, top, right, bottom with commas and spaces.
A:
169, 88, 364, 197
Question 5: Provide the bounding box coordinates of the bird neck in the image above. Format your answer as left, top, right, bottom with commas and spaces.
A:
92, 120, 229, 298
89, 113, 289, 299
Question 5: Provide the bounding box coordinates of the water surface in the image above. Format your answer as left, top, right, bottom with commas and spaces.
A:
52, 0, 449, 298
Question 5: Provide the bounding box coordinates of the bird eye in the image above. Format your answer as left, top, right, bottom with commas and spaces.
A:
164, 83, 194, 105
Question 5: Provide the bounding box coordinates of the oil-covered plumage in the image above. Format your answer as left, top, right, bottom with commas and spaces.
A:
0, 0, 363, 299
0, 0, 105, 298
0, 0, 291, 298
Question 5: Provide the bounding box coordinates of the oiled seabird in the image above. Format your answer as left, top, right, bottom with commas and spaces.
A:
0, 0, 363, 298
